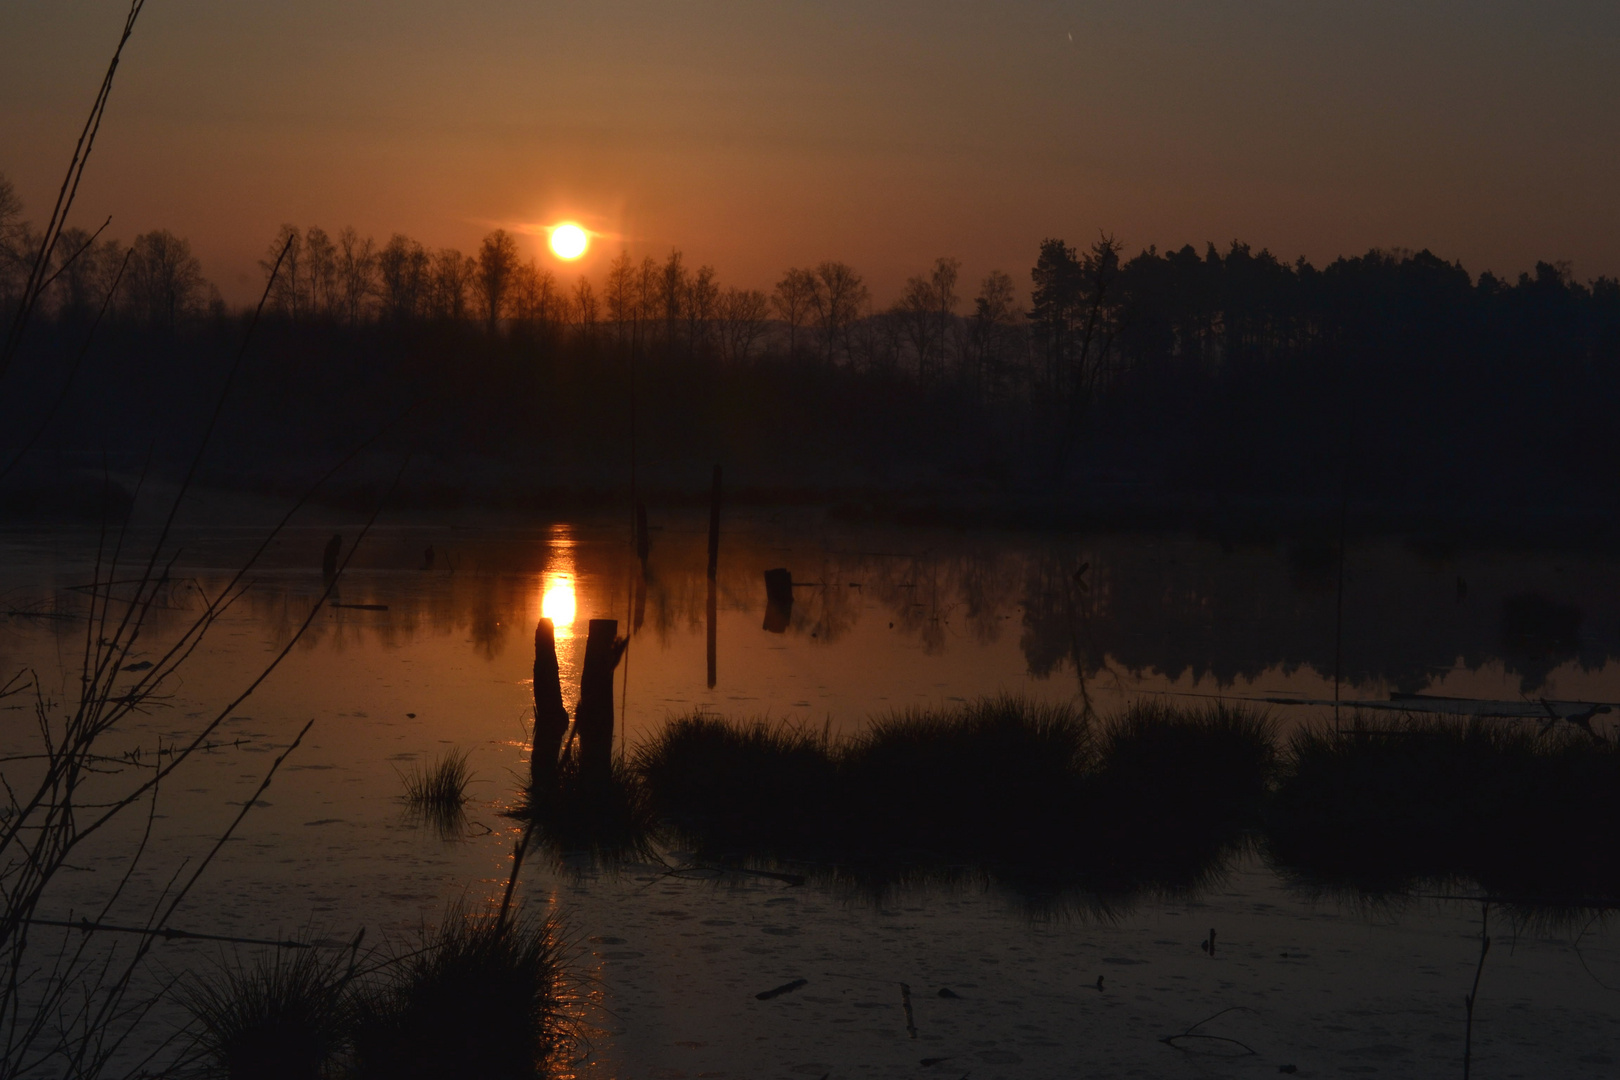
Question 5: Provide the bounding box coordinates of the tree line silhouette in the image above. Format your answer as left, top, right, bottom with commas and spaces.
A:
4, 171, 1619, 516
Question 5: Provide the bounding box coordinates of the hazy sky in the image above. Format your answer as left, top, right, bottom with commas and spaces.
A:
3, 1, 1617, 303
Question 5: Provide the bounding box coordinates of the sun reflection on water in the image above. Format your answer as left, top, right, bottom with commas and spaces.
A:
541, 576, 577, 631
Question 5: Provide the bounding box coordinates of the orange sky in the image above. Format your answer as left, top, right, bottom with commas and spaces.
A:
3, 1, 1617, 304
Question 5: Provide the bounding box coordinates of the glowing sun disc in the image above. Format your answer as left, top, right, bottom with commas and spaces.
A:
550, 223, 588, 260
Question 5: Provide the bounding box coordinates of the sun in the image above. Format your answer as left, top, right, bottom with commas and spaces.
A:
549, 223, 589, 261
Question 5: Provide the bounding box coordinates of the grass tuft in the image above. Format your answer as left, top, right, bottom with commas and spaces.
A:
401, 748, 472, 837
350, 909, 568, 1080
181, 947, 351, 1080
636, 714, 837, 855
519, 753, 657, 861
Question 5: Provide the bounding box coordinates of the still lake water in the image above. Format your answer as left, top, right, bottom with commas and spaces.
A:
4, 510, 1619, 1077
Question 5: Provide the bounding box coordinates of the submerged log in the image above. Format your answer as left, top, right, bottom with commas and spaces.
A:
575, 618, 627, 781
531, 617, 570, 790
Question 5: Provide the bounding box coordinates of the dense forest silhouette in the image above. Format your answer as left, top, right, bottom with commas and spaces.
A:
4, 172, 1619, 521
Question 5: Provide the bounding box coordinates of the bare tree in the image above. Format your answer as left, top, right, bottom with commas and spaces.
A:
965, 269, 1021, 398
717, 286, 769, 364
127, 229, 205, 329
377, 233, 428, 322
772, 267, 817, 361
1029, 235, 1125, 477
895, 257, 960, 379
427, 248, 474, 321
809, 260, 868, 365
848, 300, 905, 373
684, 264, 719, 358
0, 175, 30, 320
511, 259, 560, 338
658, 250, 687, 354
336, 227, 376, 325
476, 228, 520, 333
572, 275, 598, 344
635, 255, 659, 352
45, 225, 114, 322
261, 224, 304, 319
303, 226, 338, 318
604, 248, 636, 349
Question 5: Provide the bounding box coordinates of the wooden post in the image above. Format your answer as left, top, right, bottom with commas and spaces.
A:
575, 619, 626, 782
635, 501, 651, 569
707, 464, 721, 580
706, 578, 717, 689
530, 618, 570, 791
706, 464, 721, 687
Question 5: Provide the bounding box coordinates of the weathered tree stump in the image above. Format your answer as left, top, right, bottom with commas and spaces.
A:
530, 617, 570, 791
763, 568, 793, 633
321, 533, 342, 583
575, 619, 627, 782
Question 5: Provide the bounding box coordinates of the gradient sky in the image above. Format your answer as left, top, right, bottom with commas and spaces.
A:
3, 1, 1617, 303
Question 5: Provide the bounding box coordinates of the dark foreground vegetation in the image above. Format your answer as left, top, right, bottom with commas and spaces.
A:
521, 698, 1620, 910
1269, 719, 1620, 904
6, 172, 1620, 521
184, 909, 569, 1080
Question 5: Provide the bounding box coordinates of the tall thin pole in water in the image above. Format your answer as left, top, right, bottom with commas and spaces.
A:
1333, 488, 1347, 735
707, 464, 721, 689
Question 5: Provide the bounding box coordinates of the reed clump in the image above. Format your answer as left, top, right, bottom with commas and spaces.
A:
181, 948, 352, 1080
1037, 700, 1276, 896
1267, 716, 1620, 902
350, 910, 568, 1080
401, 748, 473, 837
635, 696, 1273, 898
636, 715, 837, 855
839, 697, 1090, 866
520, 754, 657, 860
402, 748, 472, 809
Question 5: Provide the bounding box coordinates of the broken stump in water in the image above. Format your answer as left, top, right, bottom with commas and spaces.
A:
763, 568, 793, 633
531, 617, 570, 791
322, 533, 342, 583
575, 619, 627, 782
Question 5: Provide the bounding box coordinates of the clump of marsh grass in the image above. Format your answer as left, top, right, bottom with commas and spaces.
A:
517, 754, 657, 862
350, 909, 569, 1080
1266, 715, 1620, 902
400, 748, 473, 838
181, 947, 353, 1080
635, 713, 837, 856
1075, 700, 1276, 894
839, 696, 1091, 865
632, 696, 1280, 902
